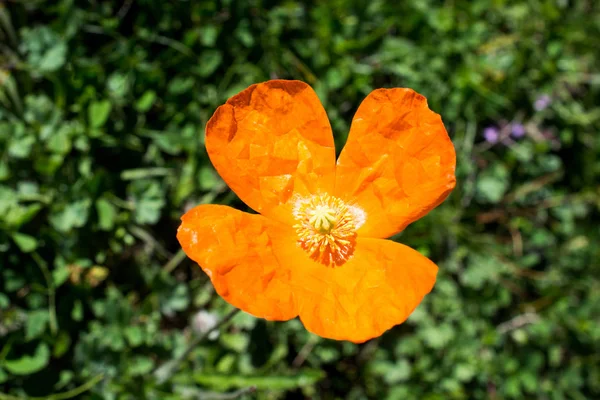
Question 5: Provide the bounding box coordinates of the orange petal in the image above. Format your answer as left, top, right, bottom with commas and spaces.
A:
177, 204, 297, 321
334, 88, 456, 238
276, 236, 438, 343
178, 204, 437, 341
206, 80, 336, 226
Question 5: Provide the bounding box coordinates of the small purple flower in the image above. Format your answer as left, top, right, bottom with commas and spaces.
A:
483, 127, 499, 143
511, 123, 526, 138
534, 94, 551, 111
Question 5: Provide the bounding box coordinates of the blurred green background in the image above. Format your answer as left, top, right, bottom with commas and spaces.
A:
1, 1, 599, 399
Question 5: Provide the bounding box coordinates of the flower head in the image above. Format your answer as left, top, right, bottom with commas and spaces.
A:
511, 123, 526, 138
534, 94, 551, 111
483, 126, 499, 143
191, 310, 218, 335
177, 80, 456, 342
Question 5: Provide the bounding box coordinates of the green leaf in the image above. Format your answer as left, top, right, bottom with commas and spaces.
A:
104, 326, 126, 351
53, 331, 71, 358
25, 310, 49, 341
3, 343, 50, 375
220, 333, 249, 353
46, 125, 72, 155
38, 42, 67, 72
194, 370, 325, 391
4, 204, 42, 229
71, 300, 83, 321
174, 159, 196, 204
195, 50, 222, 77
128, 356, 154, 376
455, 363, 476, 382
199, 25, 219, 46
55, 370, 73, 389
49, 199, 91, 233
0, 187, 15, 215
134, 198, 164, 225
160, 284, 189, 316
234, 20, 254, 47
476, 163, 509, 203
20, 26, 67, 73
216, 354, 236, 373
88, 100, 112, 128
167, 76, 195, 95
8, 134, 35, 159
0, 293, 9, 308
124, 326, 144, 347
121, 167, 171, 180
0, 161, 10, 181
135, 90, 156, 112
461, 253, 505, 289
12, 232, 38, 252
386, 360, 411, 384
149, 131, 184, 155
52, 264, 70, 287
198, 167, 219, 191
96, 198, 117, 231
107, 72, 130, 99
422, 324, 455, 349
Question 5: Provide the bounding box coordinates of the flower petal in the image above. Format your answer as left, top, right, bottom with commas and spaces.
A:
177, 204, 297, 321
335, 88, 456, 238
178, 204, 437, 342
206, 80, 336, 226
276, 236, 438, 343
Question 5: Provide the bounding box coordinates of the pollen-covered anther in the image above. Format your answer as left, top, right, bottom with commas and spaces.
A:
293, 194, 361, 267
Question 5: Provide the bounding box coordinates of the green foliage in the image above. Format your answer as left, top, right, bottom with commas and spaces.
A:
1, 0, 599, 399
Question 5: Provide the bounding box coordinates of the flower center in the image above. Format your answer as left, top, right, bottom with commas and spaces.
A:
293, 193, 363, 267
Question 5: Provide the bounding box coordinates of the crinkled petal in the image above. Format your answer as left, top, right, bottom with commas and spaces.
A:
206, 80, 336, 226
335, 88, 456, 238
177, 204, 297, 321
275, 236, 438, 343
178, 204, 437, 342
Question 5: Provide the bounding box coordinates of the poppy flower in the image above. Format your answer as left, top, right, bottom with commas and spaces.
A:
177, 80, 456, 342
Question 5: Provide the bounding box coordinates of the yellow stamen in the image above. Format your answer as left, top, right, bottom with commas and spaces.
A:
293, 193, 362, 267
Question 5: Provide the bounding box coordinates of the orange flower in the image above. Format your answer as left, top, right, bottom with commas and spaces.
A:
177, 80, 456, 343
